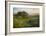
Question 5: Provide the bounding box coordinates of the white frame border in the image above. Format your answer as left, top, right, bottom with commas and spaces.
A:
6, 1, 44, 34
10, 5, 42, 32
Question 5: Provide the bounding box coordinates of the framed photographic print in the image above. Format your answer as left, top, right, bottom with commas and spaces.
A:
5, 1, 44, 34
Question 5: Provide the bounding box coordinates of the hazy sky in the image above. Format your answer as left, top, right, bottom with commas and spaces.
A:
13, 8, 39, 15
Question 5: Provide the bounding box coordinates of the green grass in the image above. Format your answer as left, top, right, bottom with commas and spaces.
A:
13, 15, 39, 28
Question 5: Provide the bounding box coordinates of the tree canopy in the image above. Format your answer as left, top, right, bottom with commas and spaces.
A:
14, 11, 28, 17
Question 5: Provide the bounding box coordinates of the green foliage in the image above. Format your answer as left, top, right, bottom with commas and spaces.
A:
14, 11, 28, 18
13, 11, 39, 28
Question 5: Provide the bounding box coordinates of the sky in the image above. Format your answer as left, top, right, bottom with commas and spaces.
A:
13, 8, 39, 15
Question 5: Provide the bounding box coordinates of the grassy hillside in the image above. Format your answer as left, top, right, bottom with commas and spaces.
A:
13, 15, 39, 28
13, 11, 39, 28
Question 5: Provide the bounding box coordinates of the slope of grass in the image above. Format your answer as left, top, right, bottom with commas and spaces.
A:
13, 15, 39, 28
